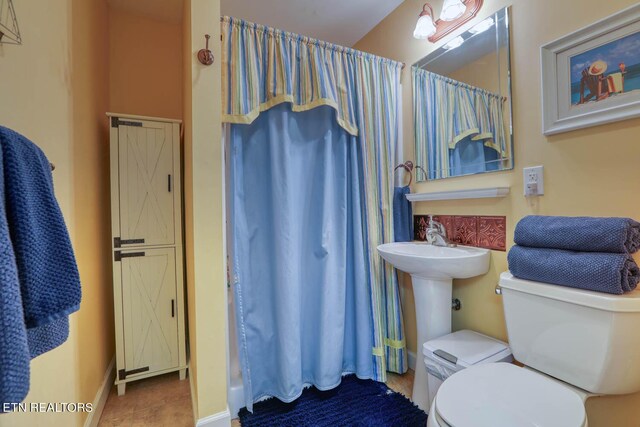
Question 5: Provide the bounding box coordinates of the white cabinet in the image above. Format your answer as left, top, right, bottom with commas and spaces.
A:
108, 113, 186, 395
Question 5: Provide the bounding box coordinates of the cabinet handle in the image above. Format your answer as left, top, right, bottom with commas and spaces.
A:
171, 299, 175, 318
168, 174, 172, 192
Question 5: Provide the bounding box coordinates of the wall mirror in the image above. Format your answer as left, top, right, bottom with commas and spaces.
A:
413, 6, 513, 181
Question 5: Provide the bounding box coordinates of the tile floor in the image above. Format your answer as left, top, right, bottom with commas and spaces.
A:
98, 372, 193, 427
98, 369, 414, 427
386, 368, 415, 399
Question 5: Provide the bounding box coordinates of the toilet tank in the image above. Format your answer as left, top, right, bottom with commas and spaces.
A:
499, 272, 640, 395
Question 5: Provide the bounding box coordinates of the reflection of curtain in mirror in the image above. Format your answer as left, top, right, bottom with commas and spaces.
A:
413, 68, 508, 179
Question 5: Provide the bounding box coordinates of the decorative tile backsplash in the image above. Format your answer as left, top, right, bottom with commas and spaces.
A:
414, 215, 507, 251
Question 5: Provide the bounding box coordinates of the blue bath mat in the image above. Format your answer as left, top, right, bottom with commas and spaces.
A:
238, 375, 427, 426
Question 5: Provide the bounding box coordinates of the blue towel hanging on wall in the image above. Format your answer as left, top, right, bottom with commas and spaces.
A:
0, 141, 30, 408
393, 186, 413, 242
0, 126, 81, 406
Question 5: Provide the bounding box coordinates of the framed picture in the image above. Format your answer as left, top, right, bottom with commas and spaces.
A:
541, 4, 640, 135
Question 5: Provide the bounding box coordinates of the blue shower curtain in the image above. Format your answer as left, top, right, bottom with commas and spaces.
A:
229, 104, 374, 411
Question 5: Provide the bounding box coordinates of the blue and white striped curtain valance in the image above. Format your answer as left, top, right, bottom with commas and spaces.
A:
413, 68, 509, 179
221, 16, 403, 137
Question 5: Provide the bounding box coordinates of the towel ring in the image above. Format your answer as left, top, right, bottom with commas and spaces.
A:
414, 165, 427, 180
394, 161, 414, 186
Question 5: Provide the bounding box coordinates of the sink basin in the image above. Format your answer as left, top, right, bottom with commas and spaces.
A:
376, 242, 490, 413
377, 243, 490, 279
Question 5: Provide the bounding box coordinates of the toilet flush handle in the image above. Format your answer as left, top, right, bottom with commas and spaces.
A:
495, 284, 502, 295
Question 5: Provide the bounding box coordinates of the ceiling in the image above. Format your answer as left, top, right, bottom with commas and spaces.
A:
107, 0, 183, 23
221, 0, 404, 47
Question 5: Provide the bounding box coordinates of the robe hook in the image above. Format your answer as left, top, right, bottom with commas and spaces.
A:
198, 34, 215, 66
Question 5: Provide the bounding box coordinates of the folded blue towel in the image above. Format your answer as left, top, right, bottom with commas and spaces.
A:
393, 186, 413, 242
515, 215, 640, 253
508, 245, 640, 294
0, 142, 30, 407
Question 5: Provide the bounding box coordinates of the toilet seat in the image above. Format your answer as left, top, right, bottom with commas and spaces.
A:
433, 363, 586, 427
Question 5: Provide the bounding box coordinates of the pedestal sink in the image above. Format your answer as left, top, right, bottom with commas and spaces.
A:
377, 242, 490, 413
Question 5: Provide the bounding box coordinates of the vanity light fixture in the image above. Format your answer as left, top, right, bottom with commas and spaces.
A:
443, 36, 465, 50
413, 0, 484, 43
469, 17, 494, 34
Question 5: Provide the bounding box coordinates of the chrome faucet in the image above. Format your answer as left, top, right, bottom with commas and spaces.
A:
426, 215, 456, 247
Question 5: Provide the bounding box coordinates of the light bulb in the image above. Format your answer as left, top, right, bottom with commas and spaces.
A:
469, 17, 494, 34
441, 0, 466, 21
413, 14, 437, 39
443, 36, 465, 50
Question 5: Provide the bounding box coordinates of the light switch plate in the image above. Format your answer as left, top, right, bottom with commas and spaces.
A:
523, 166, 544, 197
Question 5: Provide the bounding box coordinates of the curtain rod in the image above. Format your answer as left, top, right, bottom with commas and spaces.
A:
221, 16, 405, 71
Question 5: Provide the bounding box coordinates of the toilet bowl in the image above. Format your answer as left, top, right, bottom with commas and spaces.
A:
425, 272, 640, 427
426, 363, 587, 427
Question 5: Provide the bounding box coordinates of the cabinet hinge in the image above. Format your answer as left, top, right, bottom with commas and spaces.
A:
118, 366, 150, 381
111, 118, 143, 128
114, 251, 145, 262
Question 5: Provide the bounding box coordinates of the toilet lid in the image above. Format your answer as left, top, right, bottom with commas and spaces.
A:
435, 363, 586, 427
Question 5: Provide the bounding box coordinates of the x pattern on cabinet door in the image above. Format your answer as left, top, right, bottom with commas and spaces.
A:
122, 249, 178, 373
119, 124, 175, 246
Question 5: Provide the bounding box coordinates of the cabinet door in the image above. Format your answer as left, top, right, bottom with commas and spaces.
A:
120, 248, 179, 377
118, 121, 175, 246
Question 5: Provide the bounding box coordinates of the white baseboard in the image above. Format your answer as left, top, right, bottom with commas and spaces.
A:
189, 366, 231, 426
196, 406, 231, 427
408, 350, 417, 371
84, 356, 115, 427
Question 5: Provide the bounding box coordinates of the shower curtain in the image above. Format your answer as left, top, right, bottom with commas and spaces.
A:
223, 16, 406, 411
229, 103, 373, 408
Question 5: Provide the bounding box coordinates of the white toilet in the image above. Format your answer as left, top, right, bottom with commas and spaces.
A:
427, 271, 640, 427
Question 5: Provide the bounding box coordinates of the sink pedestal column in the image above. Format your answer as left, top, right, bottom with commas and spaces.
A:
409, 276, 453, 413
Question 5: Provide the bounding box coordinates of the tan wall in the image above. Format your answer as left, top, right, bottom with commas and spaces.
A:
70, 0, 114, 417
354, 0, 640, 425
0, 0, 113, 426
182, 0, 228, 421
109, 7, 183, 120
